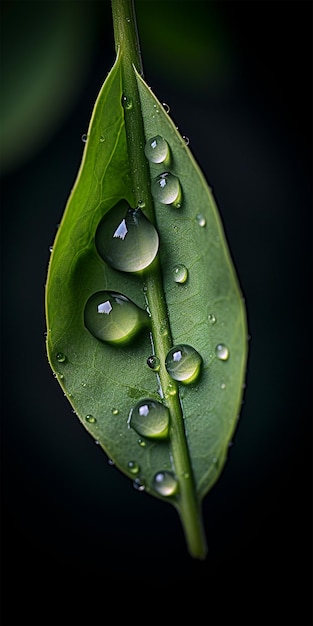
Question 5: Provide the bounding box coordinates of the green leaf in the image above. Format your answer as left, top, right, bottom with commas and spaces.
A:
45, 2, 247, 559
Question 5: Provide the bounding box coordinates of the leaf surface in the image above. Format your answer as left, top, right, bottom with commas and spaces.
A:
46, 50, 247, 556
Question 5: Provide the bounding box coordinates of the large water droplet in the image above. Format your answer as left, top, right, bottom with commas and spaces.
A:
129, 399, 169, 439
165, 344, 202, 383
173, 264, 188, 284
151, 172, 182, 206
144, 135, 169, 164
95, 200, 159, 272
215, 343, 229, 360
84, 291, 149, 345
153, 471, 178, 496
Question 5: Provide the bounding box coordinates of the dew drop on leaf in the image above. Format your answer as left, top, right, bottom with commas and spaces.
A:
165, 344, 202, 384
122, 94, 133, 109
147, 355, 160, 371
81, 133, 88, 143
84, 291, 149, 345
95, 200, 159, 272
151, 172, 182, 206
208, 313, 217, 324
85, 414, 97, 424
215, 344, 230, 361
196, 214, 206, 227
173, 264, 188, 284
153, 471, 178, 496
56, 352, 66, 363
129, 399, 170, 439
133, 477, 145, 491
128, 460, 140, 474
144, 135, 169, 163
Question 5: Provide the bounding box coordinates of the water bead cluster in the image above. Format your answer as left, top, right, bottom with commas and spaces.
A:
59, 132, 229, 497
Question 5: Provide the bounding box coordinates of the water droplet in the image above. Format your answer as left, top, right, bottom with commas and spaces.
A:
99, 135, 105, 143
151, 172, 182, 206
153, 471, 178, 496
129, 399, 169, 439
182, 135, 189, 145
128, 461, 140, 475
165, 382, 177, 398
173, 264, 188, 284
85, 414, 97, 424
108, 457, 114, 465
111, 407, 119, 415
56, 352, 66, 363
147, 355, 160, 371
49, 245, 53, 253
84, 291, 149, 345
221, 382, 226, 390
137, 438, 146, 447
95, 200, 159, 272
137, 199, 145, 209
208, 313, 217, 324
81, 133, 88, 143
122, 94, 133, 110
162, 102, 170, 113
196, 214, 206, 227
144, 135, 169, 164
165, 344, 202, 384
133, 477, 145, 491
215, 343, 229, 361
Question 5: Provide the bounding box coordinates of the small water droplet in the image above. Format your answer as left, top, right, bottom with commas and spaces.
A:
81, 381, 87, 387
122, 94, 133, 110
58, 373, 64, 380
215, 343, 229, 361
221, 382, 226, 390
137, 199, 145, 209
129, 399, 169, 439
212, 456, 218, 465
99, 135, 105, 143
95, 440, 100, 445
49, 246, 53, 253
85, 414, 97, 424
151, 172, 182, 207
81, 133, 88, 143
165, 344, 202, 384
84, 291, 149, 345
208, 313, 217, 324
137, 438, 146, 447
95, 200, 159, 272
153, 471, 178, 496
111, 407, 119, 415
128, 460, 140, 475
182, 135, 189, 145
173, 264, 188, 284
196, 214, 206, 227
162, 102, 170, 113
147, 355, 160, 371
108, 457, 114, 465
144, 135, 169, 164
56, 352, 66, 363
133, 477, 145, 491
165, 382, 177, 398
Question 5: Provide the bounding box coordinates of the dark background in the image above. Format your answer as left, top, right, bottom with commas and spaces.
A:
1, 1, 312, 625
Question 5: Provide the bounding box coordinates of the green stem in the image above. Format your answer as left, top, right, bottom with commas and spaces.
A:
111, 0, 207, 559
